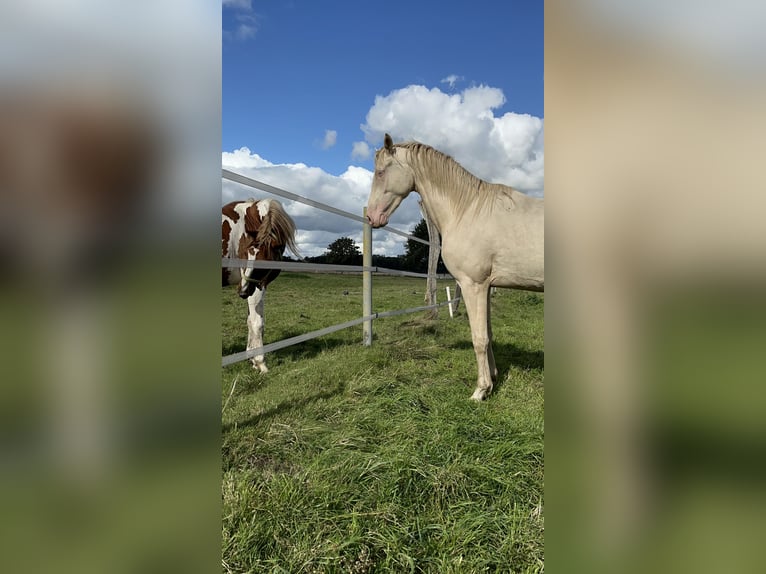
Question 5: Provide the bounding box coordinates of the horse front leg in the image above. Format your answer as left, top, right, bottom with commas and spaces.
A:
461, 282, 494, 401
486, 287, 498, 382
246, 288, 268, 373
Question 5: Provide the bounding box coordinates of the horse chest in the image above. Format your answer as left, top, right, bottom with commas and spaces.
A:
441, 234, 495, 281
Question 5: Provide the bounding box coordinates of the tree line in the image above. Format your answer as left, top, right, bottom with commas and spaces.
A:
300, 219, 447, 274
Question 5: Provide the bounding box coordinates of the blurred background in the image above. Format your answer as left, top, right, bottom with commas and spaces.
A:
0, 1, 220, 572
3, 1, 765, 572
546, 1, 766, 573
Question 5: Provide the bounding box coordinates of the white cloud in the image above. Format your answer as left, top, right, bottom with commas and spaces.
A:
361, 84, 544, 196
223, 0, 257, 41
222, 149, 421, 258
221, 147, 272, 169
223, 0, 252, 9
233, 22, 257, 41
440, 74, 463, 89
223, 82, 543, 258
351, 141, 371, 160
320, 129, 337, 150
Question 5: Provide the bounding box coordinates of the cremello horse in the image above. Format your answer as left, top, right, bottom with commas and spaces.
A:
222, 198, 298, 373
367, 134, 544, 400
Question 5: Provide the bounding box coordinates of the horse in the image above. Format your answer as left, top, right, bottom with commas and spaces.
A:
222, 198, 298, 373
366, 134, 544, 401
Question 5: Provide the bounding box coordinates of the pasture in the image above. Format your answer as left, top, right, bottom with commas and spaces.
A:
222, 273, 544, 573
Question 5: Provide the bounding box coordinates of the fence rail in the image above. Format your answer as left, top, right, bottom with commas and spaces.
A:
222, 258, 452, 280
222, 169, 460, 368
221, 297, 461, 367
223, 169, 429, 245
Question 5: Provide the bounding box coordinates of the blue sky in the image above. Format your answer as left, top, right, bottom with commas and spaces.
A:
223, 0, 543, 256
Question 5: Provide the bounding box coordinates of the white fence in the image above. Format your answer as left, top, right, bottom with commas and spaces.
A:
221, 169, 460, 367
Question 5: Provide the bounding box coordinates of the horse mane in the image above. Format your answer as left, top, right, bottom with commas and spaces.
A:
256, 200, 300, 259
395, 141, 515, 219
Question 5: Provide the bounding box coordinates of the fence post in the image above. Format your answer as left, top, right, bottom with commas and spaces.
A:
419, 200, 440, 319
446, 283, 462, 318
362, 207, 373, 346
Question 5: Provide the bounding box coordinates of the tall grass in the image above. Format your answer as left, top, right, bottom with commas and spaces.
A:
222, 273, 544, 573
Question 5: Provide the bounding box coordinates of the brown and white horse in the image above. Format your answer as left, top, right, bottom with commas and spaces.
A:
367, 134, 544, 401
222, 198, 298, 372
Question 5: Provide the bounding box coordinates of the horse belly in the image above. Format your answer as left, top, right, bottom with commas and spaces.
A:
492, 271, 544, 291
442, 225, 544, 290
492, 213, 544, 289
490, 243, 544, 290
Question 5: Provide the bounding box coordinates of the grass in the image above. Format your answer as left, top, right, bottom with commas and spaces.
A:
222, 273, 544, 573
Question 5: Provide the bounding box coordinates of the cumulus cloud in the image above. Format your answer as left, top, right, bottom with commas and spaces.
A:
222, 149, 418, 257
223, 82, 543, 257
221, 147, 273, 169
361, 84, 544, 196
319, 129, 337, 150
351, 141, 371, 160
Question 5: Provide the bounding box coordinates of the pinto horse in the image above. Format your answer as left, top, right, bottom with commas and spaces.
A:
366, 134, 544, 401
222, 198, 298, 372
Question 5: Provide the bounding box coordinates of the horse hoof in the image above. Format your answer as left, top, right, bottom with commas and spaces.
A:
470, 388, 489, 401
253, 362, 269, 374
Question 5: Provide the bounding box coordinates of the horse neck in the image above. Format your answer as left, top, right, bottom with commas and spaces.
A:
406, 150, 460, 234
412, 184, 447, 235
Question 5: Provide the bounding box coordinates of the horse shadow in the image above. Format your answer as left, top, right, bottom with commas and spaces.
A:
272, 334, 353, 363
449, 340, 544, 392
221, 378, 346, 434
221, 332, 352, 434
221, 334, 351, 365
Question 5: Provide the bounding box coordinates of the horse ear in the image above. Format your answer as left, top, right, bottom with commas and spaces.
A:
384, 133, 394, 153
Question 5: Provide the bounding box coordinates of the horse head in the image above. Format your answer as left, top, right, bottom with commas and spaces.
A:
366, 133, 416, 228
237, 235, 261, 298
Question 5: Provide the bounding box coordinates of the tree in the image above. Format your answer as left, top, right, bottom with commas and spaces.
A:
401, 219, 447, 273
325, 236, 362, 265
402, 219, 430, 272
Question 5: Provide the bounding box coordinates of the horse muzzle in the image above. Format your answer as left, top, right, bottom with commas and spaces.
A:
366, 210, 388, 228
238, 282, 255, 298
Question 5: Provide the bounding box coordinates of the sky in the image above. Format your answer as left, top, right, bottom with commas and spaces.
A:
222, 0, 543, 257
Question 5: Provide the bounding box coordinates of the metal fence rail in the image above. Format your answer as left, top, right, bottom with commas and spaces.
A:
221, 297, 461, 367
223, 169, 429, 245
222, 168, 460, 368
222, 258, 452, 280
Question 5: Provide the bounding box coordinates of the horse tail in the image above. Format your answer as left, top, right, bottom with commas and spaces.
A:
256, 200, 300, 259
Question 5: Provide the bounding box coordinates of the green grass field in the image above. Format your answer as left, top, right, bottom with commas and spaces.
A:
222, 273, 544, 573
